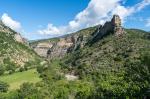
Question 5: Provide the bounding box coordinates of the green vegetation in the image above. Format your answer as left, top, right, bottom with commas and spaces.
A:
24, 29, 150, 98
0, 26, 150, 98
0, 31, 42, 75
0, 69, 41, 90
59, 29, 150, 98
0, 66, 5, 75
0, 81, 9, 92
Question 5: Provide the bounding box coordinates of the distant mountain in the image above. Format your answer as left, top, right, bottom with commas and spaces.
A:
0, 21, 41, 74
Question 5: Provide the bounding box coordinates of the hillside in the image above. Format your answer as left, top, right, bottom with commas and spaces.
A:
55, 18, 150, 97
58, 28, 150, 96
0, 21, 42, 75
25, 15, 150, 98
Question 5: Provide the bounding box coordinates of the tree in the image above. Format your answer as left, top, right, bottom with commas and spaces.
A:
3, 58, 16, 74
0, 65, 5, 75
18, 82, 42, 99
36, 65, 44, 74
0, 81, 9, 92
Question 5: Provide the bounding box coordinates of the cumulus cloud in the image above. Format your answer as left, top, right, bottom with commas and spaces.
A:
38, 24, 61, 35
1, 13, 22, 32
38, 0, 150, 36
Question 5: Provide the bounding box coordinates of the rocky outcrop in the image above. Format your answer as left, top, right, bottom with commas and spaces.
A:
47, 37, 74, 59
32, 38, 74, 58
112, 15, 125, 36
31, 15, 125, 59
14, 33, 28, 44
65, 74, 78, 81
0, 20, 28, 44
91, 15, 125, 43
31, 35, 85, 58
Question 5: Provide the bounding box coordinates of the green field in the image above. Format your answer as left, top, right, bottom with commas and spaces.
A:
0, 69, 41, 90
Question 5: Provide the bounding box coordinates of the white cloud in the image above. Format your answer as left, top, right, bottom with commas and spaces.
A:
112, 0, 150, 21
38, 0, 121, 35
38, 24, 61, 35
1, 13, 22, 32
37, 0, 150, 36
135, 0, 150, 11
146, 18, 150, 27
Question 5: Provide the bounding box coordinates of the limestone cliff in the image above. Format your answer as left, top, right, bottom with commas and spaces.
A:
30, 26, 97, 58
31, 15, 125, 59
91, 15, 125, 43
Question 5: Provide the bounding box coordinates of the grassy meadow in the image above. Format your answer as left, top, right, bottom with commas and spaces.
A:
0, 69, 41, 91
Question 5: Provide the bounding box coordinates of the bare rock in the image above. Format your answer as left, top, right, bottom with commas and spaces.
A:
65, 74, 78, 81
111, 15, 125, 36
91, 15, 125, 43
14, 33, 28, 44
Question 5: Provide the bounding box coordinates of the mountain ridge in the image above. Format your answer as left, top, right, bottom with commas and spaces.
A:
31, 15, 125, 59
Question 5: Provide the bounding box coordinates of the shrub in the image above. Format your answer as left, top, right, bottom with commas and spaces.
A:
0, 81, 9, 92
19, 67, 25, 72
18, 82, 41, 99
0, 65, 5, 75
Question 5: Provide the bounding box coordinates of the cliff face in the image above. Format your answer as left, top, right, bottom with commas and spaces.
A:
31, 26, 97, 58
31, 27, 95, 58
31, 15, 125, 59
14, 33, 28, 44
91, 15, 125, 43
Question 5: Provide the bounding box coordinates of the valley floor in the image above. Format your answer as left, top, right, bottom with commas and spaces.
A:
0, 69, 41, 91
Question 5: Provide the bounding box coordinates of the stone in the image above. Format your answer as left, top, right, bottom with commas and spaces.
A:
65, 74, 78, 81
111, 15, 125, 36
91, 15, 125, 43
14, 33, 28, 44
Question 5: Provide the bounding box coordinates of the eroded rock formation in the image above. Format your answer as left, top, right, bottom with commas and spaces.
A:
31, 34, 87, 58
14, 33, 28, 44
112, 15, 125, 36
31, 15, 125, 59
91, 15, 125, 43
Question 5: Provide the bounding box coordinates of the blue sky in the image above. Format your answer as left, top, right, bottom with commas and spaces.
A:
0, 0, 150, 40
